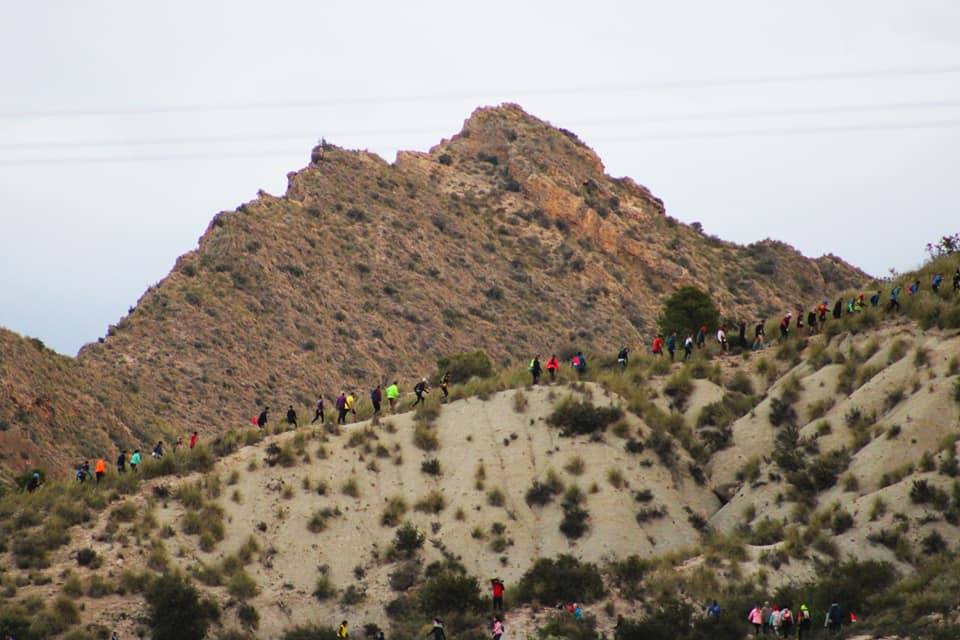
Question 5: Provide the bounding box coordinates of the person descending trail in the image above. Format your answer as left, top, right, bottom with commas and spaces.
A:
413, 378, 429, 407
439, 373, 450, 401
95, 458, 106, 484
870, 290, 881, 307
779, 314, 791, 341
666, 333, 677, 362
130, 450, 141, 472
738, 321, 747, 348
529, 354, 543, 385
717, 326, 728, 353
76, 462, 88, 483
933, 272, 944, 293
371, 385, 383, 415
617, 347, 629, 369
909, 279, 920, 295
683, 334, 694, 360
491, 578, 505, 610
571, 352, 587, 377
818, 301, 828, 323
797, 604, 812, 640
806, 310, 817, 334
651, 334, 664, 356
190, 431, 199, 449
312, 397, 325, 424
795, 309, 804, 331
491, 617, 504, 640
546, 354, 560, 381
257, 407, 269, 429
386, 381, 399, 413
117, 450, 127, 473
747, 603, 763, 636
151, 441, 164, 459
336, 392, 348, 425
888, 286, 902, 312
337, 620, 349, 639
428, 619, 446, 640
286, 405, 298, 427
696, 324, 707, 349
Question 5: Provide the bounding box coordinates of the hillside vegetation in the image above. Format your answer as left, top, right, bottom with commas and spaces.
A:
0, 104, 864, 479
2, 268, 960, 638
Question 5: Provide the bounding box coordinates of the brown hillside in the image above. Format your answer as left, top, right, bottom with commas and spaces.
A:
0, 104, 866, 479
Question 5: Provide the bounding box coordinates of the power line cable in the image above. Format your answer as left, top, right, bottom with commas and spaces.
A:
3, 98, 960, 151
1, 119, 958, 167
2, 65, 959, 119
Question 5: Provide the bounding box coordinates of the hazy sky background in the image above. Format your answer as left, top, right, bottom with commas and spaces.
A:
2, 1, 959, 355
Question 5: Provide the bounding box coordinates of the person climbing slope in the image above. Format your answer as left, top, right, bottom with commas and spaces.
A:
779, 314, 791, 341
371, 384, 383, 415
491, 578, 505, 611
651, 334, 663, 356
428, 619, 446, 640
617, 347, 629, 369
546, 354, 560, 382
439, 372, 450, 401
257, 407, 269, 429
933, 272, 944, 293
386, 381, 400, 413
491, 617, 504, 640
888, 286, 902, 312
338, 620, 349, 639
129, 449, 141, 472
116, 450, 127, 473
413, 378, 429, 407
151, 441, 164, 459
95, 458, 106, 484
717, 326, 728, 352
683, 334, 694, 360
666, 332, 677, 362
529, 354, 543, 385
571, 351, 587, 377
346, 392, 357, 420
312, 397, 325, 424
189, 431, 199, 449
286, 405, 298, 427
832, 298, 843, 319
738, 321, 747, 348
336, 391, 348, 425
696, 324, 707, 349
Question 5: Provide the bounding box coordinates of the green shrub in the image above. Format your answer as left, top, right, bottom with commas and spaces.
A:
547, 398, 623, 435
418, 573, 481, 614
658, 286, 719, 338
727, 370, 755, 395
420, 458, 442, 476
145, 573, 220, 640
393, 522, 425, 557
559, 486, 589, 539
381, 496, 408, 527
414, 490, 446, 514
525, 481, 560, 507
663, 371, 694, 412
436, 350, 494, 383
749, 517, 785, 545
313, 575, 336, 600
413, 424, 440, 451
227, 569, 259, 600
389, 562, 419, 592
486, 488, 505, 507
515, 555, 605, 604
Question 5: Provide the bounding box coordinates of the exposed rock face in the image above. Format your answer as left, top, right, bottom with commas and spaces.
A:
0, 104, 866, 477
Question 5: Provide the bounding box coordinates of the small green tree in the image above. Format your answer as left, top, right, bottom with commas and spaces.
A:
145, 574, 219, 640
436, 350, 494, 383
658, 286, 720, 337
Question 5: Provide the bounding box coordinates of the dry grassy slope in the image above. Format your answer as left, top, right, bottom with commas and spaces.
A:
709, 321, 960, 573
0, 103, 865, 479
3, 383, 717, 637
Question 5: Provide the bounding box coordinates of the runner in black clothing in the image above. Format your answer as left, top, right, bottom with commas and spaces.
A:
311, 398, 325, 424
755, 321, 765, 341
413, 379, 429, 407
257, 407, 269, 429
806, 310, 817, 334
116, 451, 126, 473
286, 405, 298, 427
832, 299, 843, 319
371, 385, 383, 415
738, 321, 747, 348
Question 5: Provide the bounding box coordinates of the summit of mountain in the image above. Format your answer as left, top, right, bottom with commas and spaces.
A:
0, 103, 866, 478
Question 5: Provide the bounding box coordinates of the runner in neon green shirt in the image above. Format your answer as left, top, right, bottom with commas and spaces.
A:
385, 381, 399, 413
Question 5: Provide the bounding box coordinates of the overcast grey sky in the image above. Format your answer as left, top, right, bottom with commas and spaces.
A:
2, 1, 958, 355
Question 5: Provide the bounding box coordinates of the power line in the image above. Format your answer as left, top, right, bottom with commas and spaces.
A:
3, 98, 960, 151
2, 65, 960, 120
1, 119, 958, 167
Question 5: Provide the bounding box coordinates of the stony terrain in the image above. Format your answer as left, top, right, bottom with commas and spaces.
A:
0, 104, 865, 480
